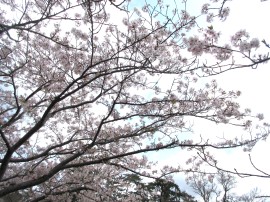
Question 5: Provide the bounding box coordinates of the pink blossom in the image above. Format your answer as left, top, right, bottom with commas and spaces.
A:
201, 3, 210, 14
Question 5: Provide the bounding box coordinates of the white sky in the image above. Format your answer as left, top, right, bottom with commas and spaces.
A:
207, 0, 270, 197
141, 0, 270, 200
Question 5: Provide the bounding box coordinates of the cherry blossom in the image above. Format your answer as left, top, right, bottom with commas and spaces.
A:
0, 0, 269, 201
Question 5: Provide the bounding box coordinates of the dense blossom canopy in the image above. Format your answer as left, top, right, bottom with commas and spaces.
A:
0, 0, 269, 201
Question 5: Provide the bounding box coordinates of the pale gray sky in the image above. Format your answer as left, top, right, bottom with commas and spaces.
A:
142, 0, 270, 199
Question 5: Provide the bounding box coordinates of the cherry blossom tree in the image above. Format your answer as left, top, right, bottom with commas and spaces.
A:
0, 0, 269, 201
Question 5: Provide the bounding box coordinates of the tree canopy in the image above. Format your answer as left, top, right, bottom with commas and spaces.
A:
0, 0, 269, 201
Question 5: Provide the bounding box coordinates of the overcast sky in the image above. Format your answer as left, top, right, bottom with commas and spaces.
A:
208, 0, 270, 196
141, 0, 270, 199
